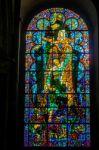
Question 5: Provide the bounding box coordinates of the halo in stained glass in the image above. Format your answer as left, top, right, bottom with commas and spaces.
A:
37, 19, 50, 30
65, 18, 78, 30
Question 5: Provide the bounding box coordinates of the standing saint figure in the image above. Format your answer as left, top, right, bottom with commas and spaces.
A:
43, 30, 75, 107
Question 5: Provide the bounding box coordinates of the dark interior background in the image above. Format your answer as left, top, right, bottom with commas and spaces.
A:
0, 0, 98, 150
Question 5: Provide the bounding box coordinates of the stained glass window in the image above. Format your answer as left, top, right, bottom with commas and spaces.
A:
24, 8, 90, 147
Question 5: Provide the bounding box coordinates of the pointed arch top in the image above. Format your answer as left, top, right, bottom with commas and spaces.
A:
27, 8, 88, 31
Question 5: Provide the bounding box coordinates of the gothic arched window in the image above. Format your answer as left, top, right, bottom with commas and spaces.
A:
24, 8, 91, 147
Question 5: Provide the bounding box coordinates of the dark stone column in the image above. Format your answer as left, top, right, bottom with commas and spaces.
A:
0, 0, 20, 149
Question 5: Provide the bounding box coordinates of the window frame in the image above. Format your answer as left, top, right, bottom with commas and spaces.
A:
17, 1, 98, 150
